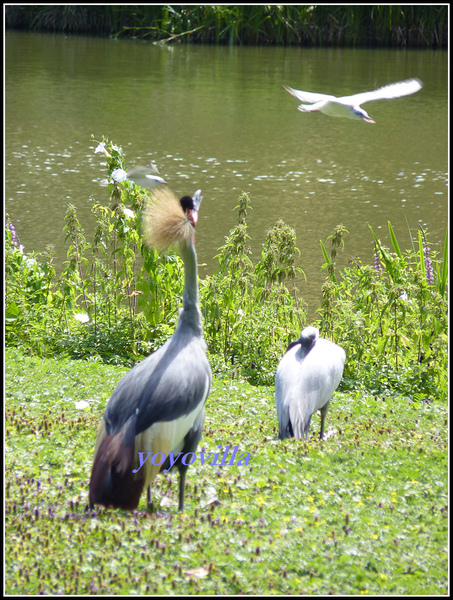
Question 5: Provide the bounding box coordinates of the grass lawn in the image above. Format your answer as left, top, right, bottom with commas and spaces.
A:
5, 348, 448, 594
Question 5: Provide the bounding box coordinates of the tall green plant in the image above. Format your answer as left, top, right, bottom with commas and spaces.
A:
201, 193, 306, 384
318, 222, 448, 399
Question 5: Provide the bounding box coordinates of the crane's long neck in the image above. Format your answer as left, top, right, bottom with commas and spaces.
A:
179, 238, 203, 336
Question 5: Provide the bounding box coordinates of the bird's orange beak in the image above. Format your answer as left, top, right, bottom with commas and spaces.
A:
363, 117, 376, 124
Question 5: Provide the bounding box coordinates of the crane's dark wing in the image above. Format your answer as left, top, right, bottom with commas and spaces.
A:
103, 328, 211, 437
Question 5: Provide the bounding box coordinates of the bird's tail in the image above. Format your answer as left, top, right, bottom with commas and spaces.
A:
89, 417, 180, 510
89, 416, 144, 510
141, 186, 194, 251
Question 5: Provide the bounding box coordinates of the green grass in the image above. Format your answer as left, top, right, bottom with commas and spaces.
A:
5, 348, 448, 594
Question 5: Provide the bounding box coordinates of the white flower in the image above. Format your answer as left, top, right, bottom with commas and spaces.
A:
122, 207, 135, 219
94, 142, 109, 156
111, 168, 127, 183
75, 400, 90, 410
74, 313, 90, 323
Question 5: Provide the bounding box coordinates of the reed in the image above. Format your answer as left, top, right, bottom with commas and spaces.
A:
5, 5, 447, 48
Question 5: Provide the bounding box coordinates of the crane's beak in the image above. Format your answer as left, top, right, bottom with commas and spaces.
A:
188, 210, 199, 227
191, 190, 203, 211
188, 189, 202, 227
363, 116, 376, 124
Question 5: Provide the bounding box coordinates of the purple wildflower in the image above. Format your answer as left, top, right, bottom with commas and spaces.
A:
373, 253, 383, 275
423, 245, 434, 285
7, 222, 18, 247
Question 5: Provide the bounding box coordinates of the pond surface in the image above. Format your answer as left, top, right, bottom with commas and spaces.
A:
5, 32, 448, 313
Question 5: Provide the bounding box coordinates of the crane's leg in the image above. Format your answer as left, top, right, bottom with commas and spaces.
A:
319, 403, 330, 439
178, 467, 187, 512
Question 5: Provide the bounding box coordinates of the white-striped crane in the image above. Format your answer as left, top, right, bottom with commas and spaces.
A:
275, 327, 345, 440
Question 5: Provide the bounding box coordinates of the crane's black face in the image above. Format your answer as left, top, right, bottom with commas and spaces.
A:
179, 195, 194, 213
180, 195, 198, 227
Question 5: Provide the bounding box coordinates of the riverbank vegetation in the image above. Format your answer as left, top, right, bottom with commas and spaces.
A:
5, 5, 448, 48
5, 136, 448, 398
5, 135, 448, 593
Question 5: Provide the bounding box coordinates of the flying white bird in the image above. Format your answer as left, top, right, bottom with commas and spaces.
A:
127, 164, 168, 189
283, 78, 423, 123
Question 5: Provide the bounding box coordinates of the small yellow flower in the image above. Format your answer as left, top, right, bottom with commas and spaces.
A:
307, 496, 315, 503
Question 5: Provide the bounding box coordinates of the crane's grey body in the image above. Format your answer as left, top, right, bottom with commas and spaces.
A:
104, 317, 210, 436
283, 78, 423, 123
275, 327, 345, 440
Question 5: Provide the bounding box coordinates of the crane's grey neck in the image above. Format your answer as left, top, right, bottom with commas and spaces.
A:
178, 238, 203, 336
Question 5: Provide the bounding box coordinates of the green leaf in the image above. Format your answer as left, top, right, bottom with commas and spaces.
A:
388, 221, 403, 260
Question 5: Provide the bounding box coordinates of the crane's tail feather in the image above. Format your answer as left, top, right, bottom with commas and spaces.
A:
89, 407, 206, 511
89, 415, 145, 510
278, 413, 311, 441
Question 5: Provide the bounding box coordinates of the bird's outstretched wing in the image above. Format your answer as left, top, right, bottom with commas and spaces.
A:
283, 84, 336, 105
341, 78, 423, 106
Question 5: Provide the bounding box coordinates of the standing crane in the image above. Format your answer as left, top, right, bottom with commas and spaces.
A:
89, 185, 211, 511
275, 327, 345, 441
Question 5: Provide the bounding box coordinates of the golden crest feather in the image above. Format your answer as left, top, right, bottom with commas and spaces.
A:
141, 186, 194, 250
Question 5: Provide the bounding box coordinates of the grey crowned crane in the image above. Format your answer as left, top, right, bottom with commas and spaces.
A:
275, 327, 345, 441
89, 185, 211, 511
283, 78, 422, 123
